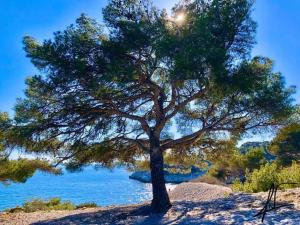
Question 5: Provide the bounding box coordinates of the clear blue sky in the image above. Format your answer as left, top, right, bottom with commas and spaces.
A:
0, 0, 299, 116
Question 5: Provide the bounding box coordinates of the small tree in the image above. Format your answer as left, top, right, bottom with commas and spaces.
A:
270, 123, 300, 166
10, 0, 294, 212
0, 112, 59, 184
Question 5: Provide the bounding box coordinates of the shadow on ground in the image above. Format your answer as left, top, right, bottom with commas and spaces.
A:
32, 194, 300, 225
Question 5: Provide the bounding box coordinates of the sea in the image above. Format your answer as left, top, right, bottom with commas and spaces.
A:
0, 166, 154, 211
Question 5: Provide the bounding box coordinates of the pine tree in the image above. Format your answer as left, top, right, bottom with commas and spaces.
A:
9, 0, 295, 212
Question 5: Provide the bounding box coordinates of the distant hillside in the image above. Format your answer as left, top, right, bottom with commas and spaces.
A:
239, 141, 275, 161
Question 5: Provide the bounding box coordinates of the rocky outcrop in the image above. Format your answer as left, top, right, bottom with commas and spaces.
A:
129, 166, 207, 184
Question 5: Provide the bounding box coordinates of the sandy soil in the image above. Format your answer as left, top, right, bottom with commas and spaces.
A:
1, 182, 300, 225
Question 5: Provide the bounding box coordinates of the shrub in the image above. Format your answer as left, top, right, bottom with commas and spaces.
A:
192, 174, 226, 186
232, 161, 300, 192
232, 163, 278, 192
278, 162, 300, 188
76, 202, 98, 209
5, 206, 24, 213
47, 197, 61, 206
22, 198, 75, 212
243, 148, 267, 171
206, 147, 267, 183
23, 199, 48, 212
6, 198, 99, 213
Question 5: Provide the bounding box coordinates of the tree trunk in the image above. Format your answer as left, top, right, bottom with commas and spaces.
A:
149, 135, 171, 213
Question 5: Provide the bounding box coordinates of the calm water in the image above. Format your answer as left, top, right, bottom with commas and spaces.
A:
0, 167, 152, 211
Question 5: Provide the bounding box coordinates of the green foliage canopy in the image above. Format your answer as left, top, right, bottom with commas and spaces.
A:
11, 0, 294, 169
270, 123, 300, 166
0, 112, 60, 184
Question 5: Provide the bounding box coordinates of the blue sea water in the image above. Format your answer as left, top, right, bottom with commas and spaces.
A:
0, 167, 152, 211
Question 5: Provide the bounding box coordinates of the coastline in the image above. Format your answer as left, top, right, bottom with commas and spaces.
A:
0, 167, 152, 211
2, 182, 300, 224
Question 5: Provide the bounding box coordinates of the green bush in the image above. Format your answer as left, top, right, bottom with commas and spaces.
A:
22, 198, 75, 212
278, 162, 300, 187
76, 202, 98, 209
23, 199, 48, 212
232, 161, 300, 192
47, 197, 61, 206
206, 147, 267, 183
6, 198, 99, 213
232, 163, 278, 192
5, 206, 24, 213
243, 148, 267, 171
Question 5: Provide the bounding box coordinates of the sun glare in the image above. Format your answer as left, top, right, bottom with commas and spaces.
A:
175, 13, 185, 24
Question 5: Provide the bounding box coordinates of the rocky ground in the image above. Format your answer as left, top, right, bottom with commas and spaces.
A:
1, 183, 300, 225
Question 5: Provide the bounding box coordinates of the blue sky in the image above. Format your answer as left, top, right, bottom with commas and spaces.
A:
0, 0, 299, 116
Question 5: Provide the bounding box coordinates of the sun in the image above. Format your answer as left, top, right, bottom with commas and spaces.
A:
175, 13, 185, 24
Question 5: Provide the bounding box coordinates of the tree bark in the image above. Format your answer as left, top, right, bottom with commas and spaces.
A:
149, 134, 171, 213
